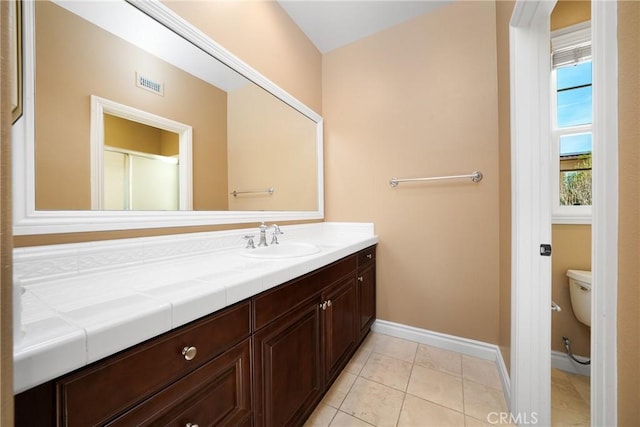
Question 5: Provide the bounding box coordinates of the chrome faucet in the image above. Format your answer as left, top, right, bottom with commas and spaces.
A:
258, 222, 283, 247
270, 224, 283, 245
258, 223, 269, 247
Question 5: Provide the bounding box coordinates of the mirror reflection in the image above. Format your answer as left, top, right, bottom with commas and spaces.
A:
34, 0, 318, 212
103, 114, 181, 211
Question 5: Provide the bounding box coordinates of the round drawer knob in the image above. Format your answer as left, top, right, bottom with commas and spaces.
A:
182, 346, 197, 361
366, 253, 373, 259
185, 423, 199, 427
358, 276, 364, 282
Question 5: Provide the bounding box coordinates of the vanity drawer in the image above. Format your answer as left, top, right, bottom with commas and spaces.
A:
253, 254, 356, 331
106, 339, 252, 427
357, 246, 376, 267
57, 301, 251, 427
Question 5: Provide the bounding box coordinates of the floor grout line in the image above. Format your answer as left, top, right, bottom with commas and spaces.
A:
335, 333, 586, 427
460, 352, 468, 425
316, 334, 520, 427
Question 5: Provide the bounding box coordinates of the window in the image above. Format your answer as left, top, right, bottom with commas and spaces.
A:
551, 22, 592, 223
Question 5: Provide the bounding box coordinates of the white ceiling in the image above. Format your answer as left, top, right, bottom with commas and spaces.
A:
277, 0, 451, 53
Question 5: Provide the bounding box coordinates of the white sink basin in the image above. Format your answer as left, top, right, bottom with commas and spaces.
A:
241, 242, 322, 259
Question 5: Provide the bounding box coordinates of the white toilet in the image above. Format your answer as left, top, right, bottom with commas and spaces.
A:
567, 269, 592, 327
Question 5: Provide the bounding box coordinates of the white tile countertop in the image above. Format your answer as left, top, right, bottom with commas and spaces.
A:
13, 222, 378, 394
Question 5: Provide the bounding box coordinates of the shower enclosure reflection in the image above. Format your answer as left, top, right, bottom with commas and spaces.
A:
103, 116, 180, 211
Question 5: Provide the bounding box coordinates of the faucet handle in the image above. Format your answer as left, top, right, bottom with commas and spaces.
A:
270, 225, 283, 245
243, 235, 256, 249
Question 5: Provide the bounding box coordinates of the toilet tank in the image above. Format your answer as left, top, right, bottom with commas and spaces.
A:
567, 269, 592, 291
567, 269, 591, 327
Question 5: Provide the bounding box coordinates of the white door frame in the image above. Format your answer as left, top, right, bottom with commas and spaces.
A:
509, 1, 618, 426
590, 1, 618, 425
509, 2, 555, 424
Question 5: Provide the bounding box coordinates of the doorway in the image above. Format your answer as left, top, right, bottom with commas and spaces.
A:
89, 95, 193, 211
548, 5, 593, 424
509, 1, 618, 426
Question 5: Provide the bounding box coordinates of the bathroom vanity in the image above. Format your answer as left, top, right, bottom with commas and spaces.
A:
13, 224, 377, 426
11, 3, 377, 424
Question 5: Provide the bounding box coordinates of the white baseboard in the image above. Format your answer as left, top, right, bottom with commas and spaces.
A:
551, 350, 591, 376
372, 319, 511, 408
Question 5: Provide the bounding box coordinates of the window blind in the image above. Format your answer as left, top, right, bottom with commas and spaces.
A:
551, 21, 591, 69
552, 43, 592, 68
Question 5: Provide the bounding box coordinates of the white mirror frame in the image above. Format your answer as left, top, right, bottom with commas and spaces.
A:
12, 0, 324, 235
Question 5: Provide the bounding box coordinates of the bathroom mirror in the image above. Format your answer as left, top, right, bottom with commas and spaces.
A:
12, 0, 323, 235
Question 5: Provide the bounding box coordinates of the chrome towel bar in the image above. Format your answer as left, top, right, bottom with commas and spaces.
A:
389, 171, 483, 187
230, 187, 275, 197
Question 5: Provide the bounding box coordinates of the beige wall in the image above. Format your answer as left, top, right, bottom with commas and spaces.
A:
1, 0, 15, 421
324, 1, 500, 344
227, 84, 317, 211
496, 0, 514, 372
617, 1, 640, 424
104, 115, 179, 156
160, 129, 179, 157
35, 1, 229, 212
551, 0, 591, 30
551, 225, 591, 356
162, 0, 322, 115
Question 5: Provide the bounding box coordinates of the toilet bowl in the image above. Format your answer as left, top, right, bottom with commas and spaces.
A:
567, 269, 592, 327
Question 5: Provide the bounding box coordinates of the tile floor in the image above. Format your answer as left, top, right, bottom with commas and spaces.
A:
551, 368, 590, 426
304, 332, 509, 427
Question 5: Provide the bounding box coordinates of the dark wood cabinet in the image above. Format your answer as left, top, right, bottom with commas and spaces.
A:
356, 246, 377, 342
322, 276, 357, 384
107, 339, 252, 427
253, 248, 373, 427
15, 245, 377, 427
252, 255, 358, 427
253, 298, 323, 427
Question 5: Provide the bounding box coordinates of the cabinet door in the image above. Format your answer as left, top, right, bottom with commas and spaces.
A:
323, 277, 357, 384
254, 299, 322, 427
357, 263, 376, 341
107, 339, 252, 427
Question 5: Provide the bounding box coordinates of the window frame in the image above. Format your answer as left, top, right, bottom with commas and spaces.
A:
550, 21, 592, 224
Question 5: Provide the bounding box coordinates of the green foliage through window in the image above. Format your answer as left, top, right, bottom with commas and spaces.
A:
560, 154, 592, 206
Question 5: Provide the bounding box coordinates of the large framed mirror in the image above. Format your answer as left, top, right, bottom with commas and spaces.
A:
13, 0, 324, 235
